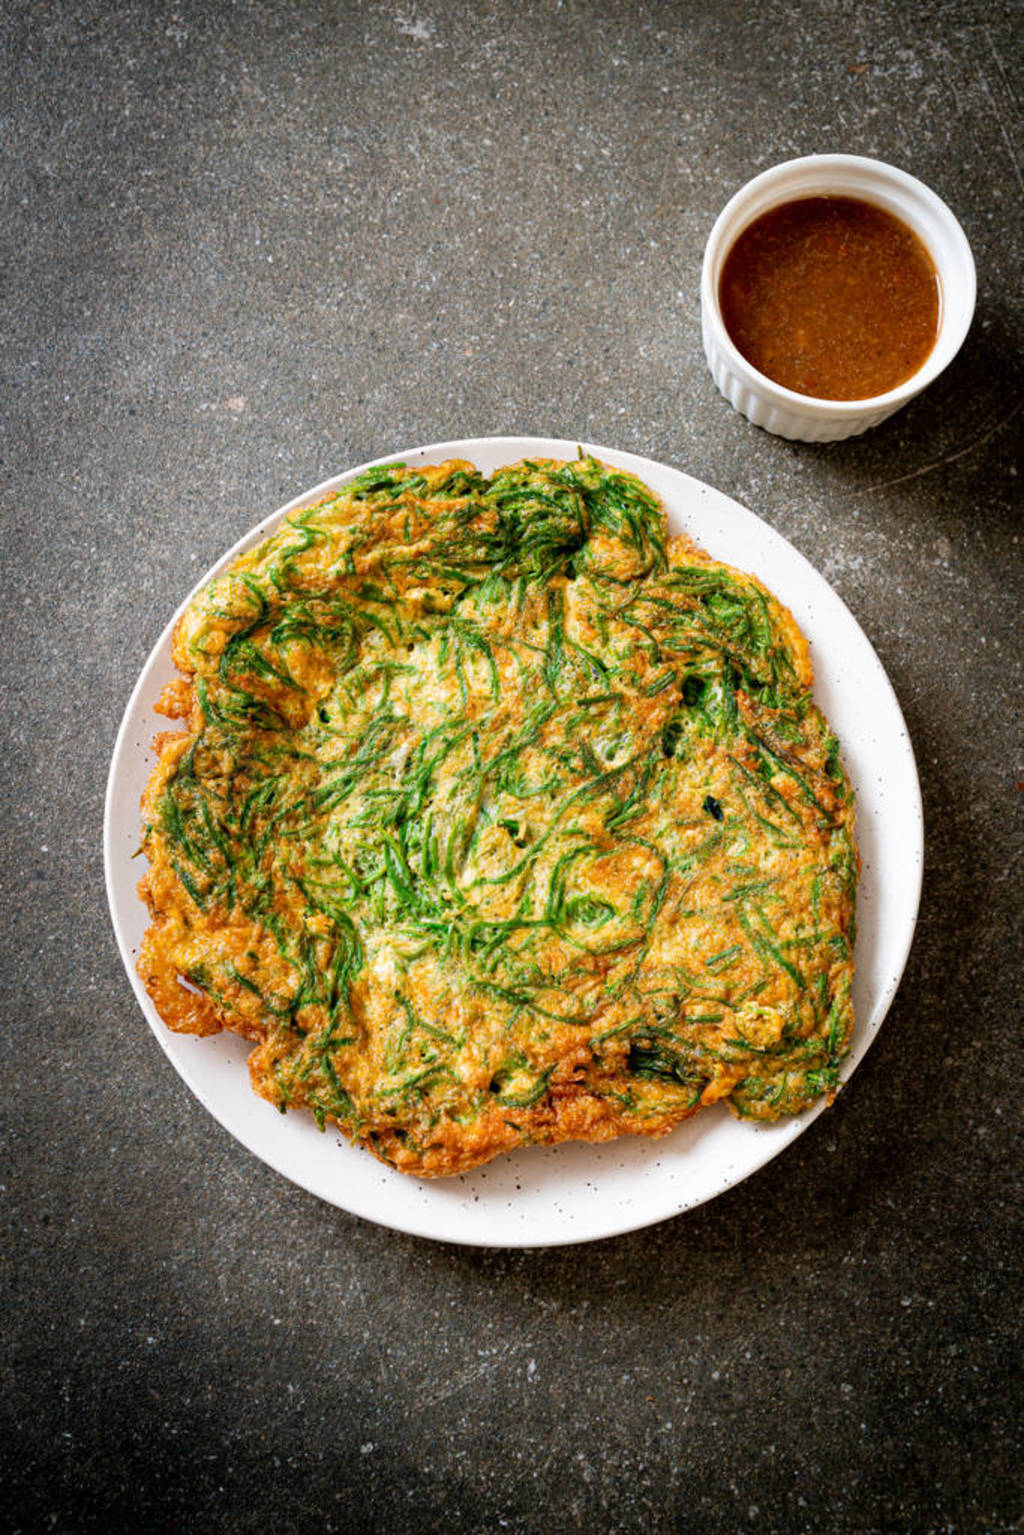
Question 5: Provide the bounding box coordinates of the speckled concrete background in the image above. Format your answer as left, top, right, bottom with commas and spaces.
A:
2, 1, 1021, 1531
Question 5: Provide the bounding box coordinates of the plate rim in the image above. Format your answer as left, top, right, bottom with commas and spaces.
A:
104, 435, 923, 1247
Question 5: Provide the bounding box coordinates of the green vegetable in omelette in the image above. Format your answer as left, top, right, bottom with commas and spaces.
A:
138, 455, 857, 1176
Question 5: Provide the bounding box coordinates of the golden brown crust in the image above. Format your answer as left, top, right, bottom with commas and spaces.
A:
362, 1088, 689, 1179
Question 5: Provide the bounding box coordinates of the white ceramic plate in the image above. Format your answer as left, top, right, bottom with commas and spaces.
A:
105, 437, 922, 1247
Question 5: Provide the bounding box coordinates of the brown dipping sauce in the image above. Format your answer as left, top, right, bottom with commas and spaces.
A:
719, 196, 940, 400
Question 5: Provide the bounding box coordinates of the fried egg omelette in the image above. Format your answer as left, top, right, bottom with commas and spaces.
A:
138, 456, 858, 1178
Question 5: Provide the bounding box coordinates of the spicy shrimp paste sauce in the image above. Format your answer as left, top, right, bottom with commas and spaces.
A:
719, 196, 940, 401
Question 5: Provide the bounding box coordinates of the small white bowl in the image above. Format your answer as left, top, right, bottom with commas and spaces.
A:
701, 154, 976, 442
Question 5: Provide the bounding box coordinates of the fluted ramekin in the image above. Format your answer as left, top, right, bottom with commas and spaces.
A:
701, 154, 975, 442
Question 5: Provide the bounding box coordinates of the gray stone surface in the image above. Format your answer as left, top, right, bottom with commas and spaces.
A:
2, 1, 1021, 1531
